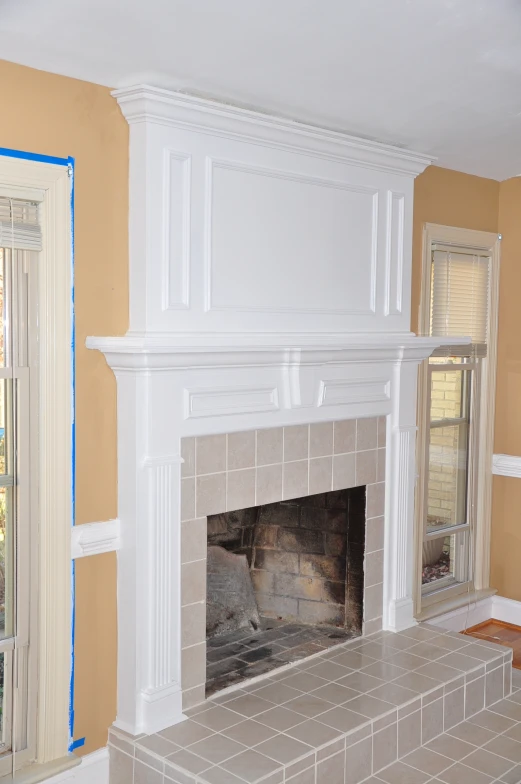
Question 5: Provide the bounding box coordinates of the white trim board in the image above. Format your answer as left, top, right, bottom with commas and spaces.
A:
71, 520, 121, 559
42, 748, 108, 784
429, 594, 521, 632
493, 454, 521, 478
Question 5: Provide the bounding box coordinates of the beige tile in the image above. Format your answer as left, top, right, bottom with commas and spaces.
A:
364, 583, 384, 621
226, 468, 255, 511
344, 736, 372, 784
357, 417, 378, 450
488, 697, 521, 720
182, 684, 205, 712
285, 718, 339, 746
447, 719, 497, 746
224, 693, 275, 718
367, 482, 385, 518
338, 670, 385, 693
196, 472, 226, 516
309, 456, 333, 495
422, 696, 444, 744
317, 750, 345, 784
181, 437, 195, 477
196, 434, 226, 475
188, 733, 247, 765
165, 749, 209, 775
109, 748, 134, 784
181, 477, 196, 522
181, 518, 206, 564
192, 705, 244, 731
369, 682, 417, 706
311, 682, 360, 705
334, 419, 356, 454
228, 430, 255, 471
426, 733, 475, 760
286, 767, 315, 784
461, 747, 514, 778
366, 516, 384, 553
365, 549, 384, 588
255, 463, 283, 505
281, 670, 329, 692
110, 729, 137, 756
500, 764, 521, 784
364, 617, 383, 635
318, 705, 368, 733
255, 706, 305, 732
181, 642, 206, 689
219, 749, 282, 782
332, 452, 355, 490
254, 733, 313, 764
160, 718, 214, 745
283, 460, 308, 499
373, 721, 397, 772
253, 682, 302, 705
403, 747, 453, 776
465, 676, 485, 718
278, 752, 315, 780
137, 733, 179, 757
485, 665, 504, 706
378, 416, 387, 447
377, 447, 386, 482
468, 709, 516, 732
181, 560, 206, 606
181, 601, 205, 648
221, 719, 278, 746
283, 693, 334, 718
343, 694, 395, 719
257, 427, 283, 466
317, 737, 345, 761
398, 708, 421, 757
202, 767, 245, 784
134, 759, 163, 784
377, 760, 431, 784
443, 686, 464, 730
437, 762, 494, 784
283, 425, 309, 462
356, 449, 378, 485
483, 734, 521, 762
310, 422, 334, 457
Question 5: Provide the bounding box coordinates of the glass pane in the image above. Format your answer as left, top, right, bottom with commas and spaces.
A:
422, 532, 469, 591
0, 380, 6, 477
430, 367, 469, 422
427, 422, 469, 533
0, 250, 4, 368
0, 487, 13, 640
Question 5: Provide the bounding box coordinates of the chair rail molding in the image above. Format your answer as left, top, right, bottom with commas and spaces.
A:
71, 519, 121, 559
492, 453, 521, 478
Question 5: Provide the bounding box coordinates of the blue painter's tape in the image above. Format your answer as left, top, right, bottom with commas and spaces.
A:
0, 146, 70, 167
68, 156, 76, 749
69, 737, 85, 752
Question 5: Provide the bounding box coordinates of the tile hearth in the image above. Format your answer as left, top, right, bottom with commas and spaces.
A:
109, 624, 520, 784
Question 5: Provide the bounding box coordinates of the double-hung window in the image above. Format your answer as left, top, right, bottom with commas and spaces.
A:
0, 198, 40, 775
416, 225, 500, 615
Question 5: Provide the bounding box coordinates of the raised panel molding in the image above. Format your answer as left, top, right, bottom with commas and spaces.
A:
184, 385, 279, 419
385, 191, 405, 316
205, 157, 378, 316
162, 150, 191, 310
71, 519, 121, 559
318, 378, 390, 407
492, 454, 521, 478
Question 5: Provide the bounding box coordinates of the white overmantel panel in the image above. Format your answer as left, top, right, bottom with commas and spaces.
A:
114, 85, 432, 337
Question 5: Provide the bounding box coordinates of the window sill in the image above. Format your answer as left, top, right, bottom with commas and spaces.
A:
416, 587, 497, 623
6, 755, 79, 783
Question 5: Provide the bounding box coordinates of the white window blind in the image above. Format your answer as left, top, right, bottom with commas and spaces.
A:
430, 249, 491, 348
0, 198, 42, 251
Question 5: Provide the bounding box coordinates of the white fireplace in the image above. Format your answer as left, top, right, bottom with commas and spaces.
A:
87, 86, 466, 737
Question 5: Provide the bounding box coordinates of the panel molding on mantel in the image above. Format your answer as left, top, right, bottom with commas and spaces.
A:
71, 519, 121, 559
492, 453, 521, 478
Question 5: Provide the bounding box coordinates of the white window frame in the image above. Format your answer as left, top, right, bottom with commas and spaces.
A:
414, 223, 500, 618
0, 157, 72, 768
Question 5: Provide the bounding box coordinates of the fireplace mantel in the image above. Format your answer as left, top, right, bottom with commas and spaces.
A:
88, 85, 468, 736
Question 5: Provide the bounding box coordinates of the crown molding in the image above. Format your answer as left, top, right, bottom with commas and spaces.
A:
112, 85, 433, 178
492, 454, 521, 479
71, 520, 121, 559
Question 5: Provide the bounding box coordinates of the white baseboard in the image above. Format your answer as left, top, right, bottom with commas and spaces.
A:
428, 594, 521, 632
43, 748, 109, 784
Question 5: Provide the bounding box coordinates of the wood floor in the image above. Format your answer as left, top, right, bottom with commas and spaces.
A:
463, 618, 521, 669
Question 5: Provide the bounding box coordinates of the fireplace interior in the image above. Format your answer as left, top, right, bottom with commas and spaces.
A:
206, 487, 366, 695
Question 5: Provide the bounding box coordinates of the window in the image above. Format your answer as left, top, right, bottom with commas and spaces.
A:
415, 225, 500, 615
0, 198, 41, 775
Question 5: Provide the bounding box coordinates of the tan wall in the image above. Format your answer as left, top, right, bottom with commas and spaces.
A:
491, 178, 521, 601
412, 166, 500, 333
0, 59, 128, 755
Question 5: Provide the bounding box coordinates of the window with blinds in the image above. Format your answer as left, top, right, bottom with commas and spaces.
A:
430, 247, 491, 354
0, 198, 42, 252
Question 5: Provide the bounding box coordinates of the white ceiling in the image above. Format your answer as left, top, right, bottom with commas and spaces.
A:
1, 0, 521, 180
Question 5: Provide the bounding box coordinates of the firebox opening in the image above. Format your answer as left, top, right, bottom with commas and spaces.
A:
206, 487, 366, 695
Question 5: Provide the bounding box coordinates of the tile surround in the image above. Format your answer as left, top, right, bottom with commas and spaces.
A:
180, 417, 386, 710
109, 626, 518, 784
